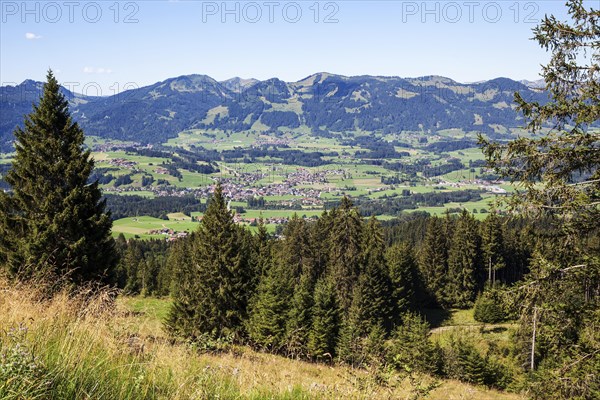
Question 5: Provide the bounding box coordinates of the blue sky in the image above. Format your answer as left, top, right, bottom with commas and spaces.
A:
0, 1, 581, 94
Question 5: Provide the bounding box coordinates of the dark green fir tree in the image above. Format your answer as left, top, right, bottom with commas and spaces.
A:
164, 232, 193, 297
336, 285, 366, 366
387, 312, 440, 375
447, 210, 481, 308
0, 70, 116, 286
418, 216, 449, 306
359, 217, 392, 330
307, 277, 339, 361
480, 210, 505, 287
284, 270, 315, 358
386, 242, 417, 322
166, 183, 250, 340
246, 261, 293, 351
327, 196, 363, 313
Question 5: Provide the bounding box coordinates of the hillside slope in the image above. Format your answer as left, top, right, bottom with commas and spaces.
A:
0, 73, 549, 151
0, 281, 524, 399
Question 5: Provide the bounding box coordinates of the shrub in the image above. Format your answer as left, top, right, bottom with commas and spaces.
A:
473, 292, 506, 324
442, 334, 512, 390
386, 312, 441, 374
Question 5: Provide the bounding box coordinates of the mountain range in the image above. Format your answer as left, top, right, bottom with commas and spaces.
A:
0, 73, 550, 152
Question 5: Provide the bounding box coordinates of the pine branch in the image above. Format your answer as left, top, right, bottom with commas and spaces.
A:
559, 349, 600, 373
540, 202, 600, 209
509, 264, 588, 292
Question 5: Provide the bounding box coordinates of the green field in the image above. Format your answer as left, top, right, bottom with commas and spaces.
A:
4, 131, 517, 227
112, 216, 199, 239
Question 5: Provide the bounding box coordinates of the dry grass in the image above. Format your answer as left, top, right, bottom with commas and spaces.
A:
0, 282, 524, 399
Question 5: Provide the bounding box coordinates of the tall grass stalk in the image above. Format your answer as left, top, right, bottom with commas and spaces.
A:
0, 280, 523, 399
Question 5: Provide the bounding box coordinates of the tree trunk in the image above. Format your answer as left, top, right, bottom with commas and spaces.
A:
531, 306, 538, 370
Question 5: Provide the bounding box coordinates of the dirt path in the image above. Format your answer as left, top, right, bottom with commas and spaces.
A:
430, 323, 514, 334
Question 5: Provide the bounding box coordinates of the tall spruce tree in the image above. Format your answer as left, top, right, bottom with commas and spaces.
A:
122, 242, 144, 293
166, 183, 250, 339
110, 233, 129, 288
0, 70, 115, 285
327, 197, 363, 313
285, 270, 315, 358
308, 209, 333, 279
164, 236, 199, 338
165, 232, 193, 297
308, 277, 339, 361
480, 210, 505, 287
280, 215, 312, 282
252, 218, 272, 278
418, 216, 449, 306
386, 242, 417, 322
359, 217, 392, 330
246, 261, 293, 351
336, 286, 368, 366
480, 2, 599, 397
447, 210, 481, 308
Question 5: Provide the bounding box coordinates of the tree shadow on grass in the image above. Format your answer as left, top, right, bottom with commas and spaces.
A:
421, 308, 451, 329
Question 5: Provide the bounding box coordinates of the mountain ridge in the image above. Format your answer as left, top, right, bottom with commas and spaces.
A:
0, 73, 550, 151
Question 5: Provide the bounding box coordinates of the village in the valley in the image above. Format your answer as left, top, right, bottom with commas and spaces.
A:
93, 139, 510, 240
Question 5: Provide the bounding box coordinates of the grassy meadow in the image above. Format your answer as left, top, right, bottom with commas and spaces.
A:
112, 216, 200, 240
0, 281, 524, 400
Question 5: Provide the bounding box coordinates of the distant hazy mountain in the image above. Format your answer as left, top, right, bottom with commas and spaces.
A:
519, 79, 546, 89
0, 73, 550, 151
220, 77, 260, 93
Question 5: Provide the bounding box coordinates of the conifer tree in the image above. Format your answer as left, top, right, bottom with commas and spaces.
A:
0, 70, 115, 285
123, 243, 143, 293
418, 216, 449, 305
327, 197, 363, 313
155, 252, 173, 296
387, 312, 439, 374
246, 261, 292, 351
308, 209, 333, 279
280, 215, 311, 281
386, 242, 417, 322
284, 218, 326, 322
308, 277, 339, 361
500, 218, 533, 283
359, 217, 393, 330
238, 223, 260, 299
337, 290, 388, 368
109, 233, 128, 288
285, 270, 315, 358
473, 291, 506, 324
481, 0, 599, 232
165, 233, 192, 297
252, 218, 272, 277
164, 236, 198, 338
336, 285, 366, 366
166, 183, 250, 339
139, 253, 161, 296
480, 2, 599, 395
455, 341, 489, 386
480, 210, 505, 286
447, 210, 481, 308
